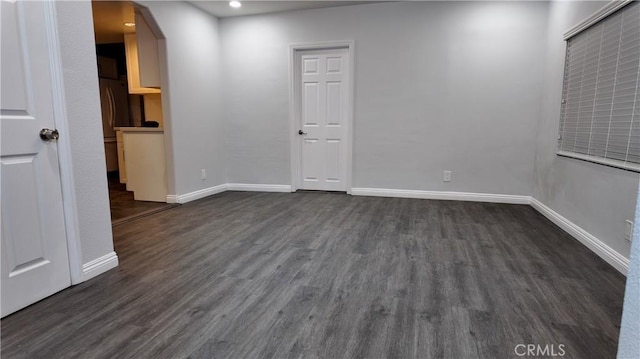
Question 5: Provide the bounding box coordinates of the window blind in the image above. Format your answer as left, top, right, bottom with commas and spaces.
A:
558, 1, 640, 172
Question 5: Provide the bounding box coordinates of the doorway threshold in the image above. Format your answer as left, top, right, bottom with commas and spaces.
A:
294, 190, 347, 195
112, 204, 179, 226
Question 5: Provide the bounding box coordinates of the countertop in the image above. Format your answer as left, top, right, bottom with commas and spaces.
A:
115, 127, 164, 133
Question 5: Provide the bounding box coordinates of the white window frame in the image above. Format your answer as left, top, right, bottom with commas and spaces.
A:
557, 0, 640, 172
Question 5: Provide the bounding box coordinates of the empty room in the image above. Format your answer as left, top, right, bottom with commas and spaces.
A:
1, 0, 639, 358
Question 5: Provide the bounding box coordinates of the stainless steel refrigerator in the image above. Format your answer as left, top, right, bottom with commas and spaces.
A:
100, 78, 130, 134
99, 75, 130, 172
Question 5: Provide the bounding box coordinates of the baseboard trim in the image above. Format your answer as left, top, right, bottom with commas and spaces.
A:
530, 198, 629, 275
170, 183, 292, 204
175, 184, 227, 204
82, 251, 118, 281
227, 183, 292, 192
166, 194, 178, 204
351, 187, 532, 204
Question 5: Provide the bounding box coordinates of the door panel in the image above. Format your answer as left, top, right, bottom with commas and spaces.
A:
1, 1, 71, 317
303, 82, 320, 126
299, 49, 349, 191
2, 156, 48, 274
326, 57, 343, 73
326, 139, 341, 182
303, 58, 319, 74
302, 138, 322, 183
326, 82, 342, 126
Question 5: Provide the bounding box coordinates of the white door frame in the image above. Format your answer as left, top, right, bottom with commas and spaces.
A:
289, 41, 355, 194
47, 2, 172, 285
43, 1, 84, 285
136, 3, 177, 203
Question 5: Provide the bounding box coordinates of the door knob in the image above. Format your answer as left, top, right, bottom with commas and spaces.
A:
40, 128, 59, 141
298, 130, 307, 135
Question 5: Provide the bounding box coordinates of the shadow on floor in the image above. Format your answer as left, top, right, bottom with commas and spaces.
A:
108, 173, 178, 226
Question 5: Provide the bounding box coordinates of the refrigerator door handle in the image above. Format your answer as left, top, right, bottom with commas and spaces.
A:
107, 87, 115, 129
105, 87, 112, 128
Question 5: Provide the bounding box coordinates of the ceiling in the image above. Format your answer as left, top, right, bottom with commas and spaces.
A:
92, 1, 136, 44
91, 1, 386, 44
188, 1, 385, 18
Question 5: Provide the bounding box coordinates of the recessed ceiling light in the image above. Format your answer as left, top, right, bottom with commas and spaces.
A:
123, 22, 135, 27
229, 1, 241, 8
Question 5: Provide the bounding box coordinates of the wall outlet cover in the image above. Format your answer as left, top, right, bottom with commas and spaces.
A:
625, 220, 633, 241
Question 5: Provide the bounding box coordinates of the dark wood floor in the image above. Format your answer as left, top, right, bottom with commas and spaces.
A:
1, 191, 626, 359
108, 174, 177, 225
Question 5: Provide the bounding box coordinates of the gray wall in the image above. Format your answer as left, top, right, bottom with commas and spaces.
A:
533, 0, 639, 259
55, 1, 114, 265
142, 1, 226, 196
220, 1, 549, 194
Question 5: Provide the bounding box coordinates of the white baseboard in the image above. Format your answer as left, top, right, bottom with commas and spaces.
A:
169, 183, 292, 204
82, 251, 118, 281
227, 183, 292, 192
175, 184, 227, 204
351, 187, 532, 204
530, 198, 629, 275
166, 194, 178, 204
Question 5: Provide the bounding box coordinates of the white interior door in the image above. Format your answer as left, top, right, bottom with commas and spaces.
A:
1, 0, 71, 317
298, 48, 350, 191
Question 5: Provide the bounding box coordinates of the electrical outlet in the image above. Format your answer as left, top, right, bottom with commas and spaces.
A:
201, 169, 207, 180
625, 220, 634, 241
443, 171, 452, 182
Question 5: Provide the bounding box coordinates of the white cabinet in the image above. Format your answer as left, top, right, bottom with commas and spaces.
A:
135, 12, 161, 88
120, 128, 167, 202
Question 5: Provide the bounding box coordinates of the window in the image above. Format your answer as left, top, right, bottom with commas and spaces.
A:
557, 1, 640, 172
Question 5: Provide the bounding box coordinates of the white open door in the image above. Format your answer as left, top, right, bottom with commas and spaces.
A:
1, 0, 71, 317
297, 48, 351, 192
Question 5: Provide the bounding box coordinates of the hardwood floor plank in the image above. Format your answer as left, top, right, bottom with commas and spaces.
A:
1, 192, 626, 359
